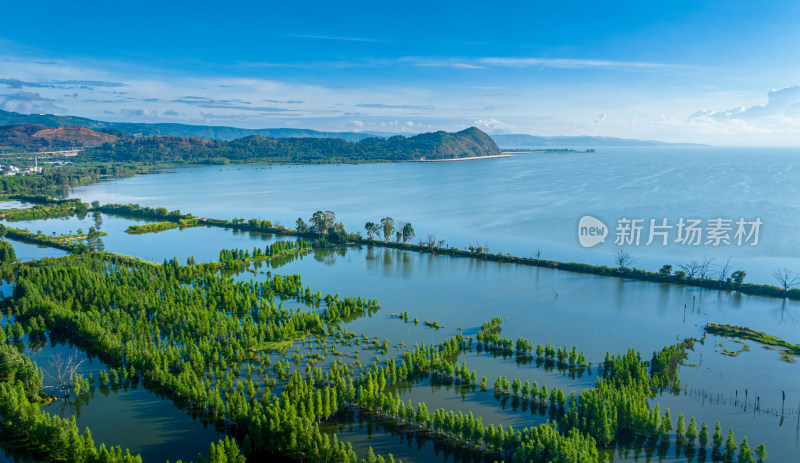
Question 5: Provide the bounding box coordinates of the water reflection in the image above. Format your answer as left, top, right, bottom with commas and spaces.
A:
323, 407, 495, 463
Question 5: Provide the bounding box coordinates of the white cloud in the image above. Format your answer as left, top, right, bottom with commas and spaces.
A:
478, 57, 680, 71
472, 118, 516, 133
688, 84, 800, 122
287, 34, 380, 43
399, 56, 680, 72
680, 85, 800, 143
120, 108, 158, 118
0, 91, 65, 113
408, 58, 486, 69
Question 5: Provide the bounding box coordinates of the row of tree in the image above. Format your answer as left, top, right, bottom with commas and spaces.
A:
364, 218, 415, 244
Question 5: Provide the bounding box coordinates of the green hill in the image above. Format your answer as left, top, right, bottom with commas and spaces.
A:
0, 124, 118, 150
83, 127, 501, 164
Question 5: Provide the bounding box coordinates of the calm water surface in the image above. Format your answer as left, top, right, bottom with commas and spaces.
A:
69, 147, 800, 284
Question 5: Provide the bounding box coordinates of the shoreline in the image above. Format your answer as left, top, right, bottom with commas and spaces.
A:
408, 154, 513, 162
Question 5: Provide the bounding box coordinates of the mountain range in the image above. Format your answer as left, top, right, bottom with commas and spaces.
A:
0, 109, 705, 148
490, 133, 705, 147
0, 110, 376, 142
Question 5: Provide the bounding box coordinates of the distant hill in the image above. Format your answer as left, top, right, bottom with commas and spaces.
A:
83, 127, 501, 164
0, 109, 702, 149
0, 124, 118, 150
491, 133, 706, 147
0, 109, 379, 142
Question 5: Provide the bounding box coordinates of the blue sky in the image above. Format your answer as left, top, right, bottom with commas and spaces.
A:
2, 0, 800, 144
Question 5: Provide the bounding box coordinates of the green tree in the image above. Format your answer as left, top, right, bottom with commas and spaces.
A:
699, 421, 709, 448
415, 402, 430, 428
724, 427, 737, 461
686, 417, 698, 446
739, 437, 755, 463
364, 222, 377, 239
401, 222, 415, 243
676, 412, 686, 440
380, 217, 395, 242
660, 408, 673, 440
511, 378, 521, 396
712, 421, 723, 450
755, 443, 767, 462
310, 210, 335, 235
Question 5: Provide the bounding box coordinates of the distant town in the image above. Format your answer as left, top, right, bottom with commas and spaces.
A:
1, 157, 43, 176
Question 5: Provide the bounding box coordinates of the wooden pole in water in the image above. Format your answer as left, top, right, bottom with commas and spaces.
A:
783, 390, 786, 417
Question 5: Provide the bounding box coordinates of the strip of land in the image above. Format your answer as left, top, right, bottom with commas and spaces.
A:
705, 323, 800, 356
2, 198, 798, 301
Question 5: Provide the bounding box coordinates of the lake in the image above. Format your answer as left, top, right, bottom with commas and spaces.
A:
70, 146, 800, 284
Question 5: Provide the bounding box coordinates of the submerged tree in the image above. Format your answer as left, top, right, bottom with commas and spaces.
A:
86, 226, 104, 252
614, 249, 634, 274
45, 351, 86, 399
772, 268, 800, 296
755, 442, 767, 462
718, 257, 733, 284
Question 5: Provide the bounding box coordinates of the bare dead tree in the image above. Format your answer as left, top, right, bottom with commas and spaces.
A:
680, 260, 701, 279
44, 352, 86, 399
422, 234, 437, 248
533, 247, 542, 264
697, 255, 716, 280
23, 345, 44, 359
717, 257, 733, 283
614, 249, 634, 274
772, 268, 800, 296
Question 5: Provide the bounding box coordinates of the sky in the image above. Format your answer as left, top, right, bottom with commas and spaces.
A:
2, 0, 800, 145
